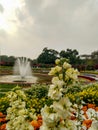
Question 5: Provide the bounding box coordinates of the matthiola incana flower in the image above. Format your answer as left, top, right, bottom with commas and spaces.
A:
40, 59, 79, 130
86, 108, 98, 120
7, 91, 17, 101
6, 117, 34, 130
48, 84, 63, 100
52, 97, 72, 119
52, 77, 65, 87
48, 66, 62, 76
51, 77, 65, 98
88, 121, 98, 130
41, 105, 76, 130
15, 89, 27, 100
55, 59, 60, 65
59, 73, 63, 80
41, 105, 61, 127
63, 62, 71, 69
6, 87, 34, 130
65, 68, 79, 81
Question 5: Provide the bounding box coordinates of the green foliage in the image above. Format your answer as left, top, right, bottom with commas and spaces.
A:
59, 48, 81, 65
0, 86, 22, 114
27, 97, 53, 114
25, 84, 49, 98
25, 84, 53, 114
0, 55, 16, 66
65, 84, 82, 94
91, 50, 98, 64
67, 82, 98, 105
0, 84, 16, 98
0, 82, 98, 115
37, 47, 59, 64
0, 84, 53, 115
0, 96, 10, 114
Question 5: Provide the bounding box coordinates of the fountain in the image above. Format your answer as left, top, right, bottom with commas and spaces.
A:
0, 57, 38, 84
13, 57, 32, 82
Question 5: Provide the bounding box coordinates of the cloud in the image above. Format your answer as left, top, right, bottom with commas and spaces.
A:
0, 0, 98, 59
0, 4, 4, 13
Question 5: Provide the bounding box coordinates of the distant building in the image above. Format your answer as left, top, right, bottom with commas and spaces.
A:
80, 54, 91, 59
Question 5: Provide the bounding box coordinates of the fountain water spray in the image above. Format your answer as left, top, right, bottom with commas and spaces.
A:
13, 57, 32, 81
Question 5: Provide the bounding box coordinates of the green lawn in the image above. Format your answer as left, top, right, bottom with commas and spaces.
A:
0, 84, 16, 97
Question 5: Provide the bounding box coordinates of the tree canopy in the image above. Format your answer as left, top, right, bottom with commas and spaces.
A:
59, 49, 81, 64
37, 47, 59, 64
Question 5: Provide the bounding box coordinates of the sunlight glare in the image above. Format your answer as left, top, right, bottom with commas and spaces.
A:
0, 0, 25, 34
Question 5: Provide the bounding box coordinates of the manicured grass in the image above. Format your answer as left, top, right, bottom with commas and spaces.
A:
0, 84, 16, 97
81, 70, 98, 75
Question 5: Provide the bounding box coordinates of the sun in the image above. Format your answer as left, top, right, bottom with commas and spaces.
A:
0, 0, 24, 34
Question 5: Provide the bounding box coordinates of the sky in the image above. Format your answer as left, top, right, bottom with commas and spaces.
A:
0, 0, 98, 60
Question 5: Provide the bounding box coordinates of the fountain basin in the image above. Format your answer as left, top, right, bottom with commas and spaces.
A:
0, 75, 38, 84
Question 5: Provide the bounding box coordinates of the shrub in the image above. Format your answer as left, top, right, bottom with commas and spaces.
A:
25, 84, 53, 114
67, 82, 98, 105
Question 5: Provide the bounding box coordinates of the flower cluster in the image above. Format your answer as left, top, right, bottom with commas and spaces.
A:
0, 96, 9, 114
67, 82, 98, 105
82, 103, 98, 130
71, 103, 98, 130
6, 86, 35, 130
40, 58, 80, 130
48, 58, 79, 100
0, 112, 6, 130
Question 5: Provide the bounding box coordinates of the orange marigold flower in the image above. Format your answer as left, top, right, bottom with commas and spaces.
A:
87, 103, 95, 109
82, 106, 87, 112
95, 106, 98, 111
31, 120, 41, 130
37, 115, 42, 120
0, 112, 3, 117
37, 119, 43, 126
0, 123, 6, 130
82, 119, 92, 128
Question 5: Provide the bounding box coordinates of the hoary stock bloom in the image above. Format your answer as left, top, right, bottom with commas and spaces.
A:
48, 84, 63, 100
52, 77, 65, 87
89, 121, 98, 130
6, 87, 34, 130
48, 77, 65, 100
65, 68, 79, 84
55, 59, 60, 65
48, 66, 62, 76
40, 105, 61, 128
40, 58, 79, 130
52, 97, 72, 119
63, 62, 71, 69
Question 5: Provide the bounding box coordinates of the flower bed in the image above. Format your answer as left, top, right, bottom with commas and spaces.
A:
0, 103, 98, 130
0, 58, 98, 130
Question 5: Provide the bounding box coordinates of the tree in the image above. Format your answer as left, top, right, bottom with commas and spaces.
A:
8, 56, 16, 65
59, 49, 81, 65
37, 47, 59, 64
91, 50, 98, 64
0, 55, 8, 62
0, 55, 16, 66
